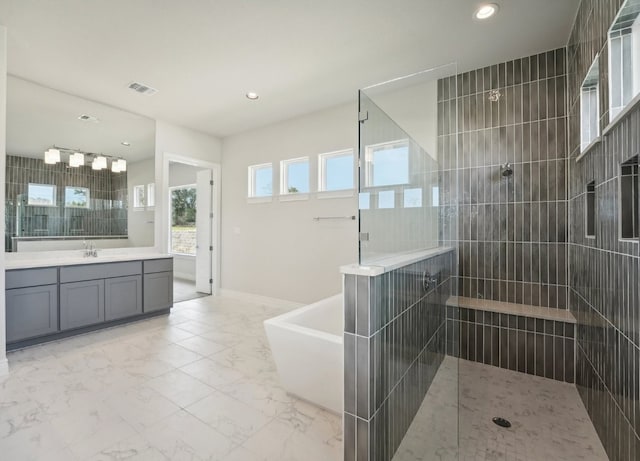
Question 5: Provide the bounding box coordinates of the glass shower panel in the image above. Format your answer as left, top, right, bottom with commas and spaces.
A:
358, 93, 440, 266
356, 63, 460, 461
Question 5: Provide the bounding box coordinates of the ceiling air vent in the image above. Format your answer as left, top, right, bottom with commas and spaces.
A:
78, 114, 99, 122
127, 81, 158, 96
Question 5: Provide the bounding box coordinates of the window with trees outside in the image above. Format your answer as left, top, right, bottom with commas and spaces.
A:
170, 185, 197, 255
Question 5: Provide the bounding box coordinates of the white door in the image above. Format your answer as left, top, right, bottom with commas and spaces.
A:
195, 169, 213, 294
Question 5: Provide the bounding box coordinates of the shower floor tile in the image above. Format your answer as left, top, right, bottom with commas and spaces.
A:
394, 356, 608, 461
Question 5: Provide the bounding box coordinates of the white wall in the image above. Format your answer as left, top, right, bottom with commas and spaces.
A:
0, 25, 8, 371
154, 121, 222, 254
127, 157, 155, 247
367, 80, 439, 159
169, 162, 199, 187
220, 102, 358, 304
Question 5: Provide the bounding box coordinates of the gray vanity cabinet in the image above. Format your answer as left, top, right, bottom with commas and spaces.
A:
6, 285, 58, 342
5, 267, 59, 343
59, 261, 143, 330
60, 279, 105, 330
105, 275, 142, 320
143, 259, 173, 313
6, 257, 172, 349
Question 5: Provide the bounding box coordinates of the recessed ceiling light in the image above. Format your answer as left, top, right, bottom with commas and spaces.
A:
246, 92, 259, 100
121, 141, 131, 147
475, 3, 499, 20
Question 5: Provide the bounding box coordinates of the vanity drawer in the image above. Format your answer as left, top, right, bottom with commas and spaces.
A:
143, 258, 173, 274
60, 261, 142, 283
6, 267, 58, 289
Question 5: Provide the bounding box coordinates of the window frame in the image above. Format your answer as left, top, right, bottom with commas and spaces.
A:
147, 183, 156, 208
64, 186, 90, 209
364, 139, 410, 188
580, 56, 601, 154
607, 0, 640, 126
280, 156, 310, 200
247, 163, 273, 201
27, 183, 57, 207
132, 184, 146, 209
317, 148, 355, 195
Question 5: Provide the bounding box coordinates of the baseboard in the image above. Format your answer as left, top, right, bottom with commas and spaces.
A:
218, 289, 304, 311
0, 357, 8, 376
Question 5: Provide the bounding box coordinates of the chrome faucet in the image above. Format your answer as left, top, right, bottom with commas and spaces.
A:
83, 241, 98, 257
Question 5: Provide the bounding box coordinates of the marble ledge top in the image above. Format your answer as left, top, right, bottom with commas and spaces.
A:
340, 246, 455, 277
5, 250, 172, 270
447, 296, 576, 324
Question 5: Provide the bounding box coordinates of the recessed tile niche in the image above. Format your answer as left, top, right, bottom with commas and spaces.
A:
586, 181, 595, 237
620, 155, 638, 240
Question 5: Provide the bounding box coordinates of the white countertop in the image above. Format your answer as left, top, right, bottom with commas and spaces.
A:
340, 246, 455, 277
5, 248, 172, 270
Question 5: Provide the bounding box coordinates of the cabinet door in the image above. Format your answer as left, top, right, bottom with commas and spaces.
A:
143, 272, 173, 312
105, 275, 142, 321
60, 279, 105, 330
6, 285, 58, 343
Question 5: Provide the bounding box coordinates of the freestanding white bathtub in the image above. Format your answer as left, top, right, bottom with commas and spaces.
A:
264, 294, 343, 414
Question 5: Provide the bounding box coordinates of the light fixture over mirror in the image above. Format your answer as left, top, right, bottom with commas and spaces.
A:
44, 148, 60, 164
43, 146, 126, 172
69, 152, 84, 167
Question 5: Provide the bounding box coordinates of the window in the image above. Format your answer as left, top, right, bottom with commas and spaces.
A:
27, 183, 56, 207
608, 0, 640, 121
580, 57, 600, 152
620, 156, 639, 240
170, 185, 197, 255
280, 157, 309, 194
403, 188, 422, 208
132, 185, 145, 208
248, 163, 273, 198
147, 183, 155, 208
365, 140, 409, 187
64, 187, 90, 209
318, 149, 354, 192
586, 182, 596, 238
359, 192, 370, 210
378, 190, 395, 209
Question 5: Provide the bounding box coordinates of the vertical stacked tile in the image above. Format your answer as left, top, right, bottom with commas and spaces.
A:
4, 154, 129, 250
439, 49, 570, 309
567, 1, 640, 459
343, 249, 455, 461
447, 304, 575, 382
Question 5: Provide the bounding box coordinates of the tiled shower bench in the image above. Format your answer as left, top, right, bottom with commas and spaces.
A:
446, 296, 576, 383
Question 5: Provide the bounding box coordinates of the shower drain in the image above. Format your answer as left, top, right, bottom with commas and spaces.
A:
492, 417, 512, 428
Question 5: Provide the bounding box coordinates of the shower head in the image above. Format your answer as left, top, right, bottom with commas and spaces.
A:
500, 163, 513, 177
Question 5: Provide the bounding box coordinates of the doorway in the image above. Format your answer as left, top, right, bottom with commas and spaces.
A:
167, 160, 217, 302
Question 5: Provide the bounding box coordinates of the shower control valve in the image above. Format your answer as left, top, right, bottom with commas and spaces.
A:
422, 271, 438, 292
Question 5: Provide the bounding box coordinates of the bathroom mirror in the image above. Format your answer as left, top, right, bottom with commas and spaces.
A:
5, 76, 156, 252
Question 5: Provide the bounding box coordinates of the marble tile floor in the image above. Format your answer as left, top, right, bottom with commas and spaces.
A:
394, 356, 609, 461
174, 277, 209, 303
0, 295, 342, 461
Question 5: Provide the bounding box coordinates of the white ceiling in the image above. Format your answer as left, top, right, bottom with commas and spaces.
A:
6, 76, 155, 162
0, 0, 580, 138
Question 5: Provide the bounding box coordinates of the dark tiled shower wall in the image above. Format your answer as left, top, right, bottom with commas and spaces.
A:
567, 0, 640, 459
343, 249, 455, 461
438, 49, 569, 309
5, 155, 128, 250
446, 307, 575, 383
